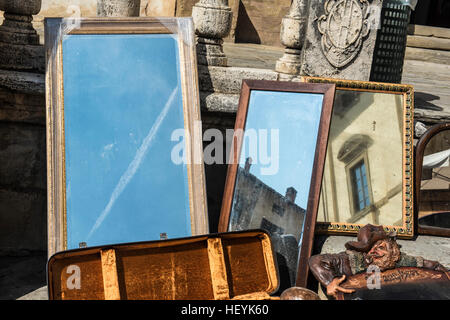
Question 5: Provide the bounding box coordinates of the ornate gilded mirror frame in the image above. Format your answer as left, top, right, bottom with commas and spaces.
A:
302, 77, 414, 239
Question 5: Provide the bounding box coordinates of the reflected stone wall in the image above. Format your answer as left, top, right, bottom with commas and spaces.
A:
231, 167, 305, 240
318, 92, 404, 227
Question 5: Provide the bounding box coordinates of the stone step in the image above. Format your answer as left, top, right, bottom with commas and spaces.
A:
404, 47, 450, 65
405, 24, 450, 65
198, 64, 278, 94
200, 91, 240, 113
408, 24, 450, 39
402, 59, 450, 124
407, 35, 450, 51
0, 70, 45, 94
414, 109, 450, 125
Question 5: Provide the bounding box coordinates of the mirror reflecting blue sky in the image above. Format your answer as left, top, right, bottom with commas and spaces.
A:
62, 34, 191, 249
239, 90, 324, 209
230, 88, 325, 290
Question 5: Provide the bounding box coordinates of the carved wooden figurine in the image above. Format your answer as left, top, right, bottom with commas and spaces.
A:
309, 224, 448, 299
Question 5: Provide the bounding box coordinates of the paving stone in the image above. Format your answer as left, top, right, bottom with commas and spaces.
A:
0, 253, 47, 300
17, 286, 48, 300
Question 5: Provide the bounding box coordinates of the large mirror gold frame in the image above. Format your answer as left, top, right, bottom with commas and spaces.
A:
302, 77, 414, 239
45, 18, 208, 257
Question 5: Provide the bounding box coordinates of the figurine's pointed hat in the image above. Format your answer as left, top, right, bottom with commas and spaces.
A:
345, 224, 396, 252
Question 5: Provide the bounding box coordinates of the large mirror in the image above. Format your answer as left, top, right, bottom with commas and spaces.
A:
303, 77, 415, 239
45, 18, 208, 257
218, 80, 336, 291
415, 123, 450, 237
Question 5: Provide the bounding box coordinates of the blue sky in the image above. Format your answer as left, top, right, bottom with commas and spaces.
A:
239, 90, 324, 209
62, 34, 191, 249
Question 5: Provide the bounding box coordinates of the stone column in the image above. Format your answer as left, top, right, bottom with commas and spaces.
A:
0, 0, 44, 72
97, 0, 141, 17
192, 0, 232, 67
0, 0, 47, 254
275, 0, 308, 75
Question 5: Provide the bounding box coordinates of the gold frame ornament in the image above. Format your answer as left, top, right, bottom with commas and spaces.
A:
302, 76, 414, 239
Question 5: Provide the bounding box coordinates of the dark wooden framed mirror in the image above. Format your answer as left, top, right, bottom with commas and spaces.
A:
218, 80, 336, 290
415, 122, 450, 237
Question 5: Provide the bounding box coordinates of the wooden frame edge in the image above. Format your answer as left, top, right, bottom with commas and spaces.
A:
217, 79, 336, 288
415, 122, 450, 237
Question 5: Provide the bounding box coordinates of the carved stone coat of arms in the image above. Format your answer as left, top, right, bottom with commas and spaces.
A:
317, 0, 371, 68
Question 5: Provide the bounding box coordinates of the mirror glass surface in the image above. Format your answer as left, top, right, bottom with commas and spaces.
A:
228, 90, 325, 289
62, 34, 191, 249
317, 90, 404, 226
419, 130, 450, 230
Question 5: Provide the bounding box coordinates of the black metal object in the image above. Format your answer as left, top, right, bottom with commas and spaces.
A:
343, 281, 450, 300
370, 0, 411, 83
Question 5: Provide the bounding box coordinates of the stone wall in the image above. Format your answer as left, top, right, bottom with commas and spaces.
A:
30, 0, 178, 44
175, 0, 292, 46
0, 0, 177, 44
3, 0, 291, 47
233, 0, 290, 46
175, 0, 196, 17
0, 0, 47, 254
231, 167, 306, 238
0, 118, 47, 253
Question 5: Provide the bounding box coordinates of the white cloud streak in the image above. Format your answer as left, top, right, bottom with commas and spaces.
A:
86, 87, 178, 240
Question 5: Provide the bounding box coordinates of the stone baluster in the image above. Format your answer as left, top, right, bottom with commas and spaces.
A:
275, 0, 308, 75
192, 0, 232, 67
0, 0, 44, 72
0, 0, 47, 255
97, 0, 141, 17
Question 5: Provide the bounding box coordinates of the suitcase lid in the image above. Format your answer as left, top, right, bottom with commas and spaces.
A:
47, 229, 280, 300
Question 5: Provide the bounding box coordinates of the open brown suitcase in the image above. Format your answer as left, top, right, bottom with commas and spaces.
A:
47, 230, 280, 300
